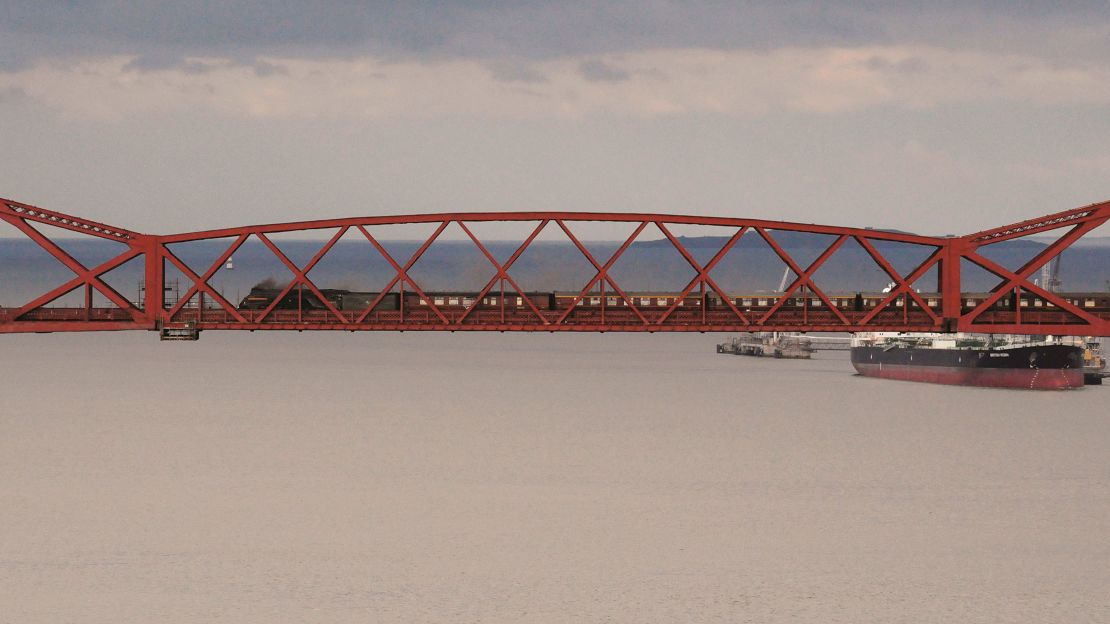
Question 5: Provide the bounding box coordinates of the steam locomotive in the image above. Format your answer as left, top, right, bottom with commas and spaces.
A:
238, 288, 391, 311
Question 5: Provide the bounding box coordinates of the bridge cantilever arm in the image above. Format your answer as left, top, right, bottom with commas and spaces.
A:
0, 197, 142, 242
962, 199, 1110, 245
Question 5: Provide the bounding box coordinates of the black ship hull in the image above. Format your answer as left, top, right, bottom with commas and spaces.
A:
851, 344, 1084, 389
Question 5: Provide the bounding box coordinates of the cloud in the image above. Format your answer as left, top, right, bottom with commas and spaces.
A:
2, 2, 1109, 65
123, 53, 221, 74
863, 55, 929, 74
487, 61, 547, 83
0, 86, 28, 104
3, 46, 1110, 121
578, 59, 631, 82
253, 60, 289, 77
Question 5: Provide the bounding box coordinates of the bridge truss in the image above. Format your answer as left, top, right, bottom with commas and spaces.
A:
1, 197, 1107, 337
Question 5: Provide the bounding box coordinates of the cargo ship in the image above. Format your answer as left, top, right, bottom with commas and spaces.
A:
850, 333, 1085, 390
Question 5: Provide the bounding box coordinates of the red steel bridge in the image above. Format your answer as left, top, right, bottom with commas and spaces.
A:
1, 196, 1107, 338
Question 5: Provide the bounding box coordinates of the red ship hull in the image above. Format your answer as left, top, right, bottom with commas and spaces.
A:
852, 362, 1083, 389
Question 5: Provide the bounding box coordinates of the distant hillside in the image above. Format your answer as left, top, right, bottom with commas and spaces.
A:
2, 236, 1107, 308
633, 233, 1049, 250
1030, 236, 1110, 248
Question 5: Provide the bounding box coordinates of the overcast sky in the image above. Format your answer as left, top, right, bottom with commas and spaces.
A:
2, 1, 1110, 238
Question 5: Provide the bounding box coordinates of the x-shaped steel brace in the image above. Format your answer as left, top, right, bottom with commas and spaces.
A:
455, 220, 551, 325
12, 247, 142, 321
756, 229, 850, 325
855, 237, 941, 324
3, 216, 145, 322
554, 220, 649, 325
654, 223, 750, 326
962, 250, 1102, 326
253, 229, 350, 323
354, 223, 450, 324
164, 234, 249, 322
962, 219, 1106, 325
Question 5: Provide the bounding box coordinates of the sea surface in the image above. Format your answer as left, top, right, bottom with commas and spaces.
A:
1, 332, 1107, 623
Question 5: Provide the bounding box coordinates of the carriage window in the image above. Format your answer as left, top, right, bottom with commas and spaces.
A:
434, 297, 445, 305
1085, 299, 1096, 308
742, 298, 752, 306
590, 297, 600, 305
517, 297, 524, 306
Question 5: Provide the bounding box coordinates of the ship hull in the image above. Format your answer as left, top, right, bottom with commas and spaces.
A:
851, 344, 1084, 390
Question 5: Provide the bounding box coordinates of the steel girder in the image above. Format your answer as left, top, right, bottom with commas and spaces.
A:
1, 196, 1107, 336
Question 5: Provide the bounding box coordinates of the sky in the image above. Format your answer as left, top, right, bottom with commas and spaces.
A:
1, 1, 1110, 238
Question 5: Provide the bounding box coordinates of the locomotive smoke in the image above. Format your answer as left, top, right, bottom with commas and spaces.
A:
252, 277, 288, 290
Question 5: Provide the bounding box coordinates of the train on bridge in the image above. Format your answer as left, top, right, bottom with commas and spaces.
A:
236, 284, 1110, 318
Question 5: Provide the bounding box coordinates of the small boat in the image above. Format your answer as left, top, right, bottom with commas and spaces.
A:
1081, 338, 1107, 385
717, 332, 814, 359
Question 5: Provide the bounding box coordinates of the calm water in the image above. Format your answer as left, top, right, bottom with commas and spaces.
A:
1, 332, 1107, 623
